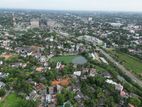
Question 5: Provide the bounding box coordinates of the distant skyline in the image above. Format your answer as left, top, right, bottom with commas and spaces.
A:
0, 0, 142, 12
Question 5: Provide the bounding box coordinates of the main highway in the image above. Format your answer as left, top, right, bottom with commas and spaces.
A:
98, 47, 142, 88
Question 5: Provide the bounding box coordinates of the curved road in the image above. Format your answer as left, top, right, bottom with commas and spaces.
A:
98, 47, 142, 88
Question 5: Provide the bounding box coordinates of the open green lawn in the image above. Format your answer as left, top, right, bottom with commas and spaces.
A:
0, 93, 37, 107
95, 65, 106, 72
0, 93, 21, 107
50, 55, 80, 64
109, 50, 142, 74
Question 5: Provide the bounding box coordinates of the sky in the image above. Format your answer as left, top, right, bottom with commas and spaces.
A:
0, 0, 142, 12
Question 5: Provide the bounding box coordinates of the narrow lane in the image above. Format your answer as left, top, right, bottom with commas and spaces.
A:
0, 90, 11, 102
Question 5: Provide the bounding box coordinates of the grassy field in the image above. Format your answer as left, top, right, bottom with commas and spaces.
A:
0, 93, 21, 107
95, 65, 106, 72
50, 55, 80, 64
109, 50, 142, 74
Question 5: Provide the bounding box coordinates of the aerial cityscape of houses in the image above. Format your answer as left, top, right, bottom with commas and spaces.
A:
0, 9, 141, 107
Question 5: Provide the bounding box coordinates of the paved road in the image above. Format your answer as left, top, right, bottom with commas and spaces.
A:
98, 47, 142, 88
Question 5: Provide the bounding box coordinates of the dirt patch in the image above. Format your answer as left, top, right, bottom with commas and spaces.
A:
0, 54, 14, 60
51, 78, 70, 86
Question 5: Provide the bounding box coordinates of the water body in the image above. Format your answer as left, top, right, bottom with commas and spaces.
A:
72, 56, 87, 65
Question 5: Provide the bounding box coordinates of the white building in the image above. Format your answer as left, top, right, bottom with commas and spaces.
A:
74, 71, 81, 76
100, 57, 109, 64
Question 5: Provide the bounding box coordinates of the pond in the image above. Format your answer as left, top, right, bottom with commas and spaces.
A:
72, 56, 87, 65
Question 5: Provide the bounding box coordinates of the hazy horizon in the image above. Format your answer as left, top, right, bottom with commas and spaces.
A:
0, 0, 142, 12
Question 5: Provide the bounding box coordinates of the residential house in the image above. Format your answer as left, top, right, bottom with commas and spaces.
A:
101, 72, 112, 79
0, 81, 5, 88
36, 67, 45, 72
11, 62, 23, 68
63, 101, 73, 107
26, 90, 39, 101
39, 56, 47, 63
51, 78, 70, 87
97, 97, 105, 107
35, 83, 46, 93
115, 83, 123, 91
73, 71, 81, 77
74, 90, 84, 103
0, 61, 3, 65
0, 72, 9, 79
89, 68, 97, 77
